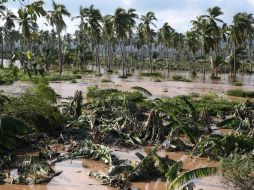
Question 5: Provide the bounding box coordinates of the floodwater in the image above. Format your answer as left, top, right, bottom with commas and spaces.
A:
49, 71, 254, 101
0, 148, 228, 190
0, 69, 243, 190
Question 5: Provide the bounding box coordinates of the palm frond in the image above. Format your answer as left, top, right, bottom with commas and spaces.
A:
131, 86, 152, 96
167, 167, 218, 190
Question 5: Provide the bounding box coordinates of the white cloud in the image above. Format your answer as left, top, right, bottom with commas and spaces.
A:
156, 9, 203, 32
246, 0, 254, 8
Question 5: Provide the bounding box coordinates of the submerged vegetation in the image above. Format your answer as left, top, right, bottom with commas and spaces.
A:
226, 89, 254, 98
0, 0, 254, 189
1, 82, 253, 189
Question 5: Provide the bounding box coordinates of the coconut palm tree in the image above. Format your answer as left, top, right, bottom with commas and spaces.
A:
82, 5, 102, 75
72, 6, 87, 69
141, 12, 157, 73
113, 8, 130, 77
103, 15, 114, 72
0, 8, 17, 66
159, 22, 174, 76
228, 13, 254, 81
192, 16, 217, 80
46, 1, 70, 75
126, 8, 138, 73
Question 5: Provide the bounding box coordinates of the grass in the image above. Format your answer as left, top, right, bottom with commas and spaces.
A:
141, 72, 163, 78
172, 75, 192, 82
101, 78, 112, 83
71, 79, 77, 83
154, 79, 162, 82
210, 75, 221, 80
232, 82, 243, 86
226, 89, 254, 98
72, 69, 95, 74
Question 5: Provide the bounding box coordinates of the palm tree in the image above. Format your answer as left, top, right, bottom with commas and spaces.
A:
191, 16, 217, 80
0, 3, 6, 67
72, 6, 87, 69
1, 9, 17, 66
159, 22, 174, 76
228, 13, 254, 81
82, 5, 102, 75
47, 1, 70, 75
103, 15, 114, 72
141, 12, 157, 73
126, 8, 138, 73
113, 8, 130, 77
136, 23, 145, 66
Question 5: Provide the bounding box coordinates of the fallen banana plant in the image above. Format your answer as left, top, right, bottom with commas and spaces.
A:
166, 161, 218, 190
5, 158, 61, 184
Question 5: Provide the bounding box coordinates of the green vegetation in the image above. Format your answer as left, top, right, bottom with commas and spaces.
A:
101, 78, 112, 82
172, 75, 191, 82
141, 72, 163, 78
227, 89, 254, 98
220, 154, 254, 190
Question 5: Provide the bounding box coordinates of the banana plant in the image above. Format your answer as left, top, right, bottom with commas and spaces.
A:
166, 161, 218, 190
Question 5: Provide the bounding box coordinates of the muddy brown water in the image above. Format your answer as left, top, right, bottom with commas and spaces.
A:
0, 71, 241, 190
48, 72, 254, 101
0, 148, 229, 190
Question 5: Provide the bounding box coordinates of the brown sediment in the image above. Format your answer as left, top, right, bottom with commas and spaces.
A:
0, 159, 115, 190
48, 73, 254, 101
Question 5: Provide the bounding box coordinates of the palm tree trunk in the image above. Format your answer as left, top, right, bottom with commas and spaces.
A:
1, 39, 3, 67
57, 32, 63, 75
149, 44, 152, 73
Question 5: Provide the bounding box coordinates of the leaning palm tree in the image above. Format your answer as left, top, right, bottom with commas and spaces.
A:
166, 161, 218, 190
46, 1, 70, 75
140, 12, 157, 73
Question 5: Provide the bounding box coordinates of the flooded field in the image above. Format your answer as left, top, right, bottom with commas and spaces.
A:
0, 70, 248, 190
0, 148, 228, 190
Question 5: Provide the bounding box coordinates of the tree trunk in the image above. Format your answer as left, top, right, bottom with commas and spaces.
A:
1, 38, 3, 67
57, 32, 63, 75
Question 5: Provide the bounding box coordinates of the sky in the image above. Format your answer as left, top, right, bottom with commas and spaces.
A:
5, 0, 254, 34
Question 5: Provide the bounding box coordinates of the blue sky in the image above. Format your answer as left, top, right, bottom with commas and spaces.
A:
6, 0, 254, 34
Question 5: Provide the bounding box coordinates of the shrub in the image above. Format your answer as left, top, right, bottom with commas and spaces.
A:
172, 75, 191, 82
4, 82, 63, 134
210, 75, 221, 80
141, 72, 162, 78
220, 154, 254, 190
226, 90, 254, 98
154, 79, 162, 82
232, 82, 243, 86
101, 78, 112, 83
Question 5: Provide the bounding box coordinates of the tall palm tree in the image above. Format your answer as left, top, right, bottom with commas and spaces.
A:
113, 8, 130, 77
103, 15, 114, 72
126, 8, 138, 73
192, 16, 217, 80
47, 1, 70, 75
159, 22, 174, 76
136, 23, 145, 66
0, 3, 6, 67
228, 13, 254, 80
82, 5, 102, 75
72, 6, 87, 69
1, 8, 16, 66
141, 12, 157, 73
